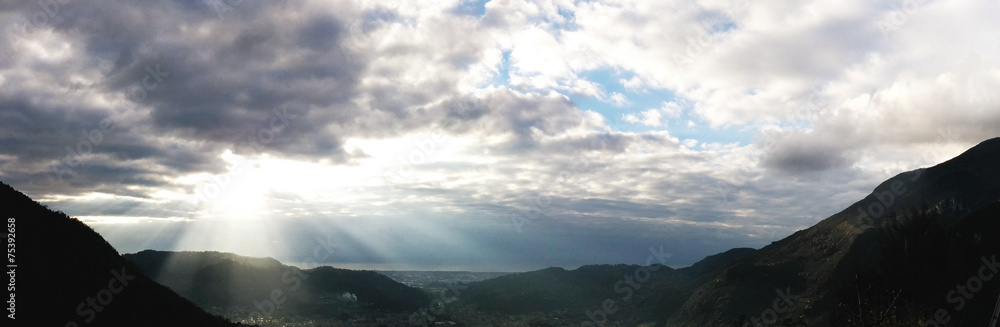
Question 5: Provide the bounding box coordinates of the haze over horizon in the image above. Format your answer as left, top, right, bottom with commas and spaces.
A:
2, 0, 1000, 272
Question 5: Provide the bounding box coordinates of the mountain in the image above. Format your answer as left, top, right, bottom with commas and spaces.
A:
123, 250, 430, 319
0, 181, 236, 327
459, 137, 1000, 327
674, 137, 1000, 326
462, 248, 757, 323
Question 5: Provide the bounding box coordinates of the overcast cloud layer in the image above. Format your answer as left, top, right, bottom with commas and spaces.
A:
2, 0, 999, 271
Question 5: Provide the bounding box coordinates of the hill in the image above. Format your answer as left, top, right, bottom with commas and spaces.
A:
123, 250, 430, 320
673, 137, 1000, 326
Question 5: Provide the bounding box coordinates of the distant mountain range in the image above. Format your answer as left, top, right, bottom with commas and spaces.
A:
122, 250, 429, 319
0, 182, 236, 327
461, 248, 757, 322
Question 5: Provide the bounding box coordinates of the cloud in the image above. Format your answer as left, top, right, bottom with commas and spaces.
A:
607, 92, 630, 107
2, 0, 999, 270
623, 109, 662, 127
763, 139, 852, 174
622, 101, 682, 127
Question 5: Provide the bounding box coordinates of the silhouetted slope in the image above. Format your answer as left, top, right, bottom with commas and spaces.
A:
674, 137, 1000, 326
464, 266, 634, 314
122, 250, 286, 307
824, 202, 1000, 326
0, 181, 235, 327
684, 247, 757, 276
306, 265, 429, 311
123, 250, 429, 317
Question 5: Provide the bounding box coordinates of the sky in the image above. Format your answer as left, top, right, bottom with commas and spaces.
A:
1, 0, 999, 272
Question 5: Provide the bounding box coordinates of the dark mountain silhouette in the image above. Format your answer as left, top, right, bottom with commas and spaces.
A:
675, 137, 1000, 326
464, 265, 670, 314
123, 250, 429, 318
0, 181, 236, 327
460, 137, 1000, 327
461, 248, 756, 324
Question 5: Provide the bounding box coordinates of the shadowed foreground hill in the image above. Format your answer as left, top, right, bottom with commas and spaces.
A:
674, 137, 1000, 326
0, 182, 236, 327
123, 250, 430, 318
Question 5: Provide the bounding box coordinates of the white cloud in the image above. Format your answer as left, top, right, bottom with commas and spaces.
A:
622, 109, 663, 127
659, 101, 683, 118
622, 101, 682, 127
607, 92, 630, 107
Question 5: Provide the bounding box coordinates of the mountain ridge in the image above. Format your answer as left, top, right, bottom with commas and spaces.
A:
123, 249, 431, 320
675, 137, 1000, 326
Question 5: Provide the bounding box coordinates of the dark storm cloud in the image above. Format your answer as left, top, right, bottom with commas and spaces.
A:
0, 0, 596, 203
0, 0, 381, 197
763, 139, 852, 174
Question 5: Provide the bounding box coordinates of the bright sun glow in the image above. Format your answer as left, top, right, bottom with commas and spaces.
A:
155, 133, 474, 259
